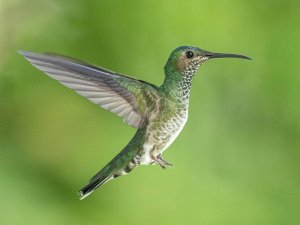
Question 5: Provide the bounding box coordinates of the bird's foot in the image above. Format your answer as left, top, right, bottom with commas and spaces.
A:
155, 154, 173, 169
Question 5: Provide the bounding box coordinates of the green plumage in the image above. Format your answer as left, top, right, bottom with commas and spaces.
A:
19, 46, 250, 199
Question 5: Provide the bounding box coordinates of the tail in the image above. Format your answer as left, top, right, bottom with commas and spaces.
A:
78, 175, 113, 200
78, 149, 139, 200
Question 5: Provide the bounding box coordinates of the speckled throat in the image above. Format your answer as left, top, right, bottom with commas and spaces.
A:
177, 57, 208, 101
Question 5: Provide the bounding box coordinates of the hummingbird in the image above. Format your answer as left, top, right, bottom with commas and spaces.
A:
19, 46, 250, 199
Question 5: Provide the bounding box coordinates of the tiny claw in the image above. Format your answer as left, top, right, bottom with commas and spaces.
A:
156, 154, 173, 168
152, 157, 165, 169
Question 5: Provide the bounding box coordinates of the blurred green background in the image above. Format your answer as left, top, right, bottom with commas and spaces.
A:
0, 0, 299, 225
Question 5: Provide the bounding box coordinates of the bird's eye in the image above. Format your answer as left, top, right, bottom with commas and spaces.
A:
186, 51, 194, 58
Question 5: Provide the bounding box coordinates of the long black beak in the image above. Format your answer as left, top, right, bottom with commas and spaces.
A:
204, 51, 252, 60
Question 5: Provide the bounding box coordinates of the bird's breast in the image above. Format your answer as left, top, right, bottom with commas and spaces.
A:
139, 107, 188, 165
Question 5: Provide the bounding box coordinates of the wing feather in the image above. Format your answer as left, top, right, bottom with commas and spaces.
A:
19, 51, 159, 128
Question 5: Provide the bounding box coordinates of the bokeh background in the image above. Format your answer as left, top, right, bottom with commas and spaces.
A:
0, 0, 299, 225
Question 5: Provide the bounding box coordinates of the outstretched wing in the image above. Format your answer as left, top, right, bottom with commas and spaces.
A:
19, 51, 158, 128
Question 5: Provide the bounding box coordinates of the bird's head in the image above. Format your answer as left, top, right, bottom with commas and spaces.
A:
164, 46, 251, 80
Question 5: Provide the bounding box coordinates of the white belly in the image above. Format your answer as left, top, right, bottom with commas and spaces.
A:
160, 115, 187, 152
140, 110, 188, 165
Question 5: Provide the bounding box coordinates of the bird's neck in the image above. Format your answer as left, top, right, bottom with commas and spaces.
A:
160, 69, 194, 103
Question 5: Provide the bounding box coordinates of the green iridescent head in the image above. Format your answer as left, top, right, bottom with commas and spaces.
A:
164, 46, 251, 77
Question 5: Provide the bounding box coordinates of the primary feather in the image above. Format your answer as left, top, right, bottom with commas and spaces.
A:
19, 51, 156, 128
